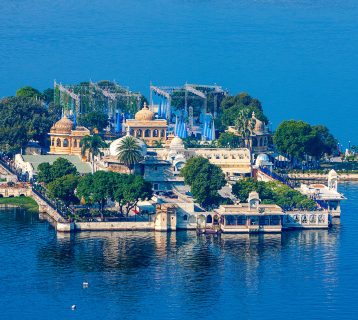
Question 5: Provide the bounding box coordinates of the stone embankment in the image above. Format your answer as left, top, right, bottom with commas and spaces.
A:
30, 190, 74, 232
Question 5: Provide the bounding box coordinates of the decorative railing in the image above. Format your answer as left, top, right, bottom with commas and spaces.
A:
259, 166, 295, 188
32, 183, 72, 219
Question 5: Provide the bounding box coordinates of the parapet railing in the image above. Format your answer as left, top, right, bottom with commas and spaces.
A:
259, 166, 295, 188
32, 184, 72, 219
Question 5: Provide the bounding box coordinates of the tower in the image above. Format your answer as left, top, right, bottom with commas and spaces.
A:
328, 169, 338, 191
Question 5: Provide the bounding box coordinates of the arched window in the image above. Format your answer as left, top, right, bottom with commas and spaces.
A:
130, 129, 135, 136
63, 138, 69, 147
145, 129, 151, 137
73, 139, 78, 148
206, 215, 212, 223
56, 138, 61, 147
160, 129, 165, 137
136, 129, 142, 137
51, 138, 54, 146
252, 138, 258, 147
153, 129, 159, 137
183, 214, 188, 221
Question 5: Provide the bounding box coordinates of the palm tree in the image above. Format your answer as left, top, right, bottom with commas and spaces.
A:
235, 109, 255, 149
116, 136, 143, 173
152, 139, 164, 148
81, 135, 107, 173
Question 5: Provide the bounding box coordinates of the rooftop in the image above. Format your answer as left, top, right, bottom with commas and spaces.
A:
22, 155, 92, 174
216, 203, 284, 216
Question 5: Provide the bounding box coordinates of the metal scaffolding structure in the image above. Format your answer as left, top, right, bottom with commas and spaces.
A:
54, 80, 143, 132
150, 82, 228, 123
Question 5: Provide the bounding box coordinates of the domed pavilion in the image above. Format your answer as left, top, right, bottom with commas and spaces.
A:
227, 111, 271, 153
125, 102, 167, 146
49, 115, 90, 155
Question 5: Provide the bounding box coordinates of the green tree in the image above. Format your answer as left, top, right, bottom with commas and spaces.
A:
42, 88, 54, 104
0, 96, 53, 153
50, 158, 78, 181
81, 135, 107, 173
37, 163, 53, 183
47, 101, 62, 122
232, 178, 260, 202
274, 120, 337, 161
47, 174, 79, 205
16, 86, 42, 99
219, 92, 268, 129
306, 125, 337, 158
78, 111, 108, 131
217, 132, 242, 148
232, 178, 316, 210
77, 171, 115, 220
38, 158, 78, 184
113, 174, 153, 216
116, 136, 143, 173
274, 120, 313, 160
180, 157, 226, 209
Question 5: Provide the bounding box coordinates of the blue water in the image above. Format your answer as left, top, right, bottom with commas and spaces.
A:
0, 182, 357, 320
0, 0, 357, 144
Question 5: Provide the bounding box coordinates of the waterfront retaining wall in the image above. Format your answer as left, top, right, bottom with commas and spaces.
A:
75, 221, 153, 231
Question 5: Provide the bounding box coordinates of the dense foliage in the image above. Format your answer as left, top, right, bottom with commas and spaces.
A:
232, 178, 316, 211
16, 86, 42, 99
47, 174, 80, 205
180, 157, 226, 209
76, 171, 153, 218
218, 92, 268, 129
78, 111, 108, 131
113, 174, 153, 216
37, 158, 78, 184
274, 120, 337, 160
217, 132, 242, 148
0, 96, 53, 153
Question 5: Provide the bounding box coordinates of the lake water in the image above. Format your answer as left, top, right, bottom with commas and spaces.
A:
0, 182, 357, 320
0, 0, 357, 144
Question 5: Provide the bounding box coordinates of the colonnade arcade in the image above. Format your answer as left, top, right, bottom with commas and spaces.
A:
221, 215, 282, 226
132, 128, 166, 138
50, 137, 80, 148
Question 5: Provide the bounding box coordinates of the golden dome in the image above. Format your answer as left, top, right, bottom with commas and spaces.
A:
135, 102, 154, 121
51, 115, 74, 134
252, 111, 264, 133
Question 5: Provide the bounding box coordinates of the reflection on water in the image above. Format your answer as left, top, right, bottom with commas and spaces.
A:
0, 183, 357, 319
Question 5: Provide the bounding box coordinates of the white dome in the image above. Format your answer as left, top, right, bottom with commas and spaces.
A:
255, 153, 270, 166
170, 136, 184, 150
109, 136, 147, 157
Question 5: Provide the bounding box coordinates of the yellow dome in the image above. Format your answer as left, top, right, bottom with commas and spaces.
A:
252, 111, 264, 133
51, 115, 74, 134
135, 103, 154, 121
254, 119, 264, 133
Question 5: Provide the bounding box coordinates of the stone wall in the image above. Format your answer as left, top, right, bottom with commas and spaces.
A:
75, 221, 153, 231
0, 184, 32, 197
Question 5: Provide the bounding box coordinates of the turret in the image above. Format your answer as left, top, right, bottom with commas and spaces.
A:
328, 169, 338, 191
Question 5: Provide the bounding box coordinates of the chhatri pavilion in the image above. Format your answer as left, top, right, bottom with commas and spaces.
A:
125, 102, 167, 146
227, 111, 271, 153
48, 115, 90, 155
